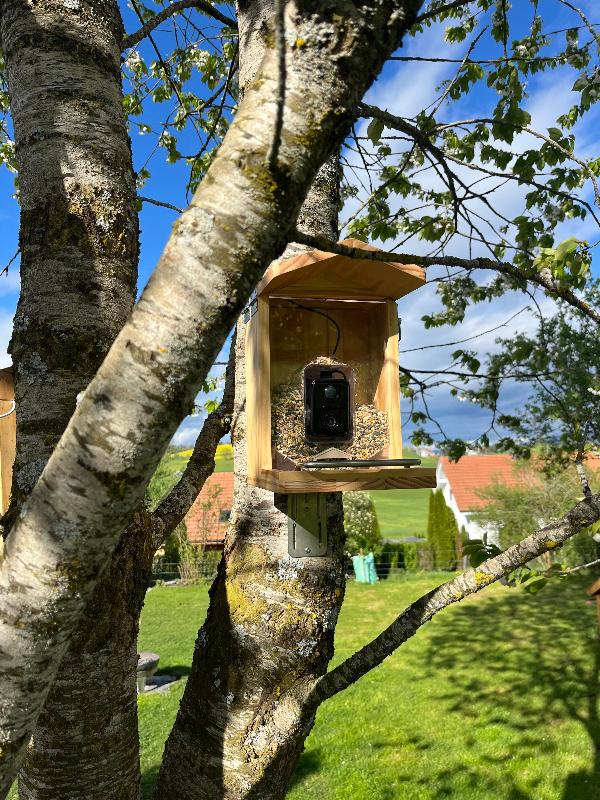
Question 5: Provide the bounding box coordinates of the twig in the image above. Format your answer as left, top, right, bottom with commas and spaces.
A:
357, 102, 461, 229
138, 195, 184, 213
267, 0, 286, 171
401, 307, 528, 352
309, 488, 600, 704
150, 334, 236, 549
413, 0, 473, 27
0, 248, 19, 276
129, 0, 199, 142
561, 557, 600, 575
122, 0, 237, 51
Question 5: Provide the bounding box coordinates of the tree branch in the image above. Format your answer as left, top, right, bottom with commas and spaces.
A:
357, 102, 461, 227
139, 195, 184, 213
122, 0, 237, 51
310, 489, 600, 704
150, 336, 236, 549
413, 0, 472, 26
290, 231, 600, 327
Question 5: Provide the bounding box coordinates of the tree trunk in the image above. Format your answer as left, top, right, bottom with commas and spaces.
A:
19, 516, 155, 800
151, 3, 348, 797
0, 2, 142, 797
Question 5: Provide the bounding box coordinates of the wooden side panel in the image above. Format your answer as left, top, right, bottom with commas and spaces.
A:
245, 298, 271, 481
248, 466, 436, 493
381, 299, 402, 458
0, 368, 15, 515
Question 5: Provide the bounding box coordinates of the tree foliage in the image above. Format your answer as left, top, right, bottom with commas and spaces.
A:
474, 460, 600, 567
343, 491, 382, 554
468, 282, 600, 466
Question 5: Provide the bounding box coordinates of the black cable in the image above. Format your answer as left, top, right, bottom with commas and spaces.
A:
289, 300, 341, 357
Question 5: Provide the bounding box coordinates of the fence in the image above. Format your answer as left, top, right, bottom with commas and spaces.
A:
151, 551, 465, 584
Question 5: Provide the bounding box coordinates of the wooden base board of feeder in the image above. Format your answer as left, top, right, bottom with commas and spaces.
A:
248, 466, 437, 494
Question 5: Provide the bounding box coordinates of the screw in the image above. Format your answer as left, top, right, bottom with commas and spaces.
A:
305, 547, 311, 554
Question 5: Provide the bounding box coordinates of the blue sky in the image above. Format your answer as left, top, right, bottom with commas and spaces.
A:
0, 1, 598, 447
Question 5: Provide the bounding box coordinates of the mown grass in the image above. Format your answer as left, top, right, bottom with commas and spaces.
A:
137, 573, 600, 799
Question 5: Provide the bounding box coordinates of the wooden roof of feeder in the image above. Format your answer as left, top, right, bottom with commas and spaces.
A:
256, 238, 425, 301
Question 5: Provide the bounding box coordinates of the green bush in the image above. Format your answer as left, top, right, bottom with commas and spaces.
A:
426, 489, 458, 570
343, 491, 382, 554
475, 462, 600, 569
403, 542, 420, 570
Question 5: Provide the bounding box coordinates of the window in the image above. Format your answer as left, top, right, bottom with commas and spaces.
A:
219, 509, 231, 523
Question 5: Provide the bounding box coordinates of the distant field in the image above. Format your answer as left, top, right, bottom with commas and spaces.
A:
370, 450, 436, 539
168, 442, 233, 475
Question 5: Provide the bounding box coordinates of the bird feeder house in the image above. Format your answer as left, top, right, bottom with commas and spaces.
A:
244, 239, 437, 493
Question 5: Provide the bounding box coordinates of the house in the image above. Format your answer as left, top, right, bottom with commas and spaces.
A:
184, 472, 234, 550
436, 455, 520, 543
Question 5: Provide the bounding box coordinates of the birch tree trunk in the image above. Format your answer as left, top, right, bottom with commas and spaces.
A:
151, 4, 348, 798
0, 2, 143, 797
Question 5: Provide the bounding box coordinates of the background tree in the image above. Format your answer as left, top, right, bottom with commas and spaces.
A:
427, 488, 459, 570
468, 281, 600, 467
475, 460, 600, 567
343, 491, 383, 555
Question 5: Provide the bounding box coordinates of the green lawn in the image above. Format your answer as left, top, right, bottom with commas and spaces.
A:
370, 451, 436, 539
137, 573, 600, 799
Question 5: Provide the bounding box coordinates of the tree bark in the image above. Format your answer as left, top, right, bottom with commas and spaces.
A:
1, 0, 138, 521
151, 4, 347, 798
19, 516, 155, 800
0, 1, 426, 792
0, 2, 145, 798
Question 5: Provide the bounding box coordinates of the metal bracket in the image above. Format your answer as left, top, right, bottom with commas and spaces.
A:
288, 493, 328, 557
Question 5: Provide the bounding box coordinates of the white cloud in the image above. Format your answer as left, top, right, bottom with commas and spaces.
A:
0, 311, 14, 368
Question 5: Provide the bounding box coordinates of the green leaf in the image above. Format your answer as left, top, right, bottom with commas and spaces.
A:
522, 576, 548, 594
367, 118, 384, 145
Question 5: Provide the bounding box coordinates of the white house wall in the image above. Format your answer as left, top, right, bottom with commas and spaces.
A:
435, 461, 499, 545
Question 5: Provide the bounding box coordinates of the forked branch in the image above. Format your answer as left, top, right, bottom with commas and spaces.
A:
122, 0, 237, 51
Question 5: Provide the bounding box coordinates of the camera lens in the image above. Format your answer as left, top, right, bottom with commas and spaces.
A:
324, 385, 338, 400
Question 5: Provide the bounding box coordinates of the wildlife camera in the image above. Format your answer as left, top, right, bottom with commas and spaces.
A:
304, 364, 354, 443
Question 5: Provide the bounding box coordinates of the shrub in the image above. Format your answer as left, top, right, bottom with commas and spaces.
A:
427, 489, 458, 570
343, 491, 382, 554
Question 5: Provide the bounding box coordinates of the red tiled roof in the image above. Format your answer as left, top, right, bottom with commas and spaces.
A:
184, 472, 234, 548
440, 454, 600, 513
439, 455, 520, 511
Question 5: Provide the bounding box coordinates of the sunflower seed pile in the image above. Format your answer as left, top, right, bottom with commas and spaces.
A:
271, 357, 389, 463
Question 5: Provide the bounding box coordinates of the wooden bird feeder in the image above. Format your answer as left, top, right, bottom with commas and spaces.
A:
244, 239, 437, 494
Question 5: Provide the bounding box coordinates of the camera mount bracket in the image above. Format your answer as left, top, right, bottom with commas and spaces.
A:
288, 493, 328, 558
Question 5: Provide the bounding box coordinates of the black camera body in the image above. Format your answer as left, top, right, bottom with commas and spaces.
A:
304, 364, 354, 443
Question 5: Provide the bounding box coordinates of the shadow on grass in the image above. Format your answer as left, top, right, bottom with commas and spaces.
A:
287, 748, 323, 791
417, 574, 600, 800
155, 664, 192, 678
